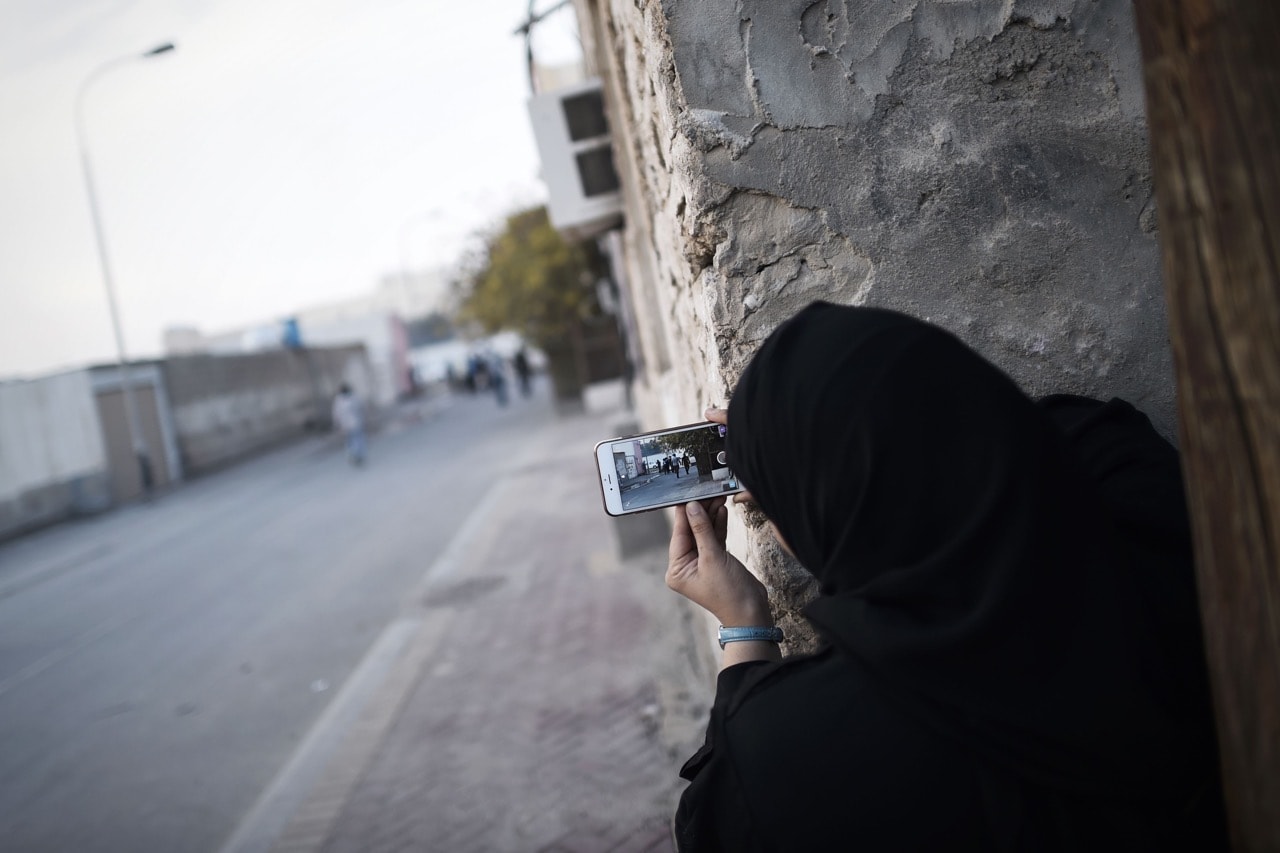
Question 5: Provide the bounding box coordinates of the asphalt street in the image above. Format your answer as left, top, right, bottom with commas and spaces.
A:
620, 466, 738, 512
0, 381, 710, 852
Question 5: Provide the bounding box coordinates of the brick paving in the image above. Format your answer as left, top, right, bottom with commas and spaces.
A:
272, 407, 715, 853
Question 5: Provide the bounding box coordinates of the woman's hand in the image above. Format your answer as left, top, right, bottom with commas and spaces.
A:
667, 406, 779, 667
668, 406, 770, 625
667, 497, 773, 628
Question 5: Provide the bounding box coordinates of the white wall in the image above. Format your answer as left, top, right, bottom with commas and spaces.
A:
298, 313, 404, 406
0, 370, 107, 503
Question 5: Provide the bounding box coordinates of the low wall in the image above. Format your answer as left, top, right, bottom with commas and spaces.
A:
0, 370, 111, 540
161, 346, 373, 475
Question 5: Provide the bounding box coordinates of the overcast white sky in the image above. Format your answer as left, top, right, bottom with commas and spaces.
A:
0, 0, 580, 379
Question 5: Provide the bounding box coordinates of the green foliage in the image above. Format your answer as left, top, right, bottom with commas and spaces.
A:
456, 206, 607, 348
655, 431, 715, 456
651, 428, 723, 481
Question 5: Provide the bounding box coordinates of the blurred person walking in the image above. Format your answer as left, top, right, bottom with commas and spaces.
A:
468, 354, 488, 393
332, 384, 367, 466
489, 353, 509, 407
513, 347, 533, 397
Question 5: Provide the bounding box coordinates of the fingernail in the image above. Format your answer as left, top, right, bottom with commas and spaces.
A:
686, 501, 703, 516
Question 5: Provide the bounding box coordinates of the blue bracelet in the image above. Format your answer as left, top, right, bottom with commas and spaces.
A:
718, 625, 784, 649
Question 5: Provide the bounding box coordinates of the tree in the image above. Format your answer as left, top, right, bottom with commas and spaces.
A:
456, 206, 609, 349
654, 427, 724, 482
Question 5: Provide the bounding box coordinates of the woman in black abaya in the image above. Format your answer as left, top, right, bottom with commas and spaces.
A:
665, 302, 1225, 852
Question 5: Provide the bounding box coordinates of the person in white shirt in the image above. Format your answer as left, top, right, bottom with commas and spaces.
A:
331, 384, 366, 466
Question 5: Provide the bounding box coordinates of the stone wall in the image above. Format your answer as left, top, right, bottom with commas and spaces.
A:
161, 345, 372, 475
577, 0, 1173, 648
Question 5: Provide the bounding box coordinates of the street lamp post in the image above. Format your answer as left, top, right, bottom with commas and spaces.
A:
75, 42, 175, 497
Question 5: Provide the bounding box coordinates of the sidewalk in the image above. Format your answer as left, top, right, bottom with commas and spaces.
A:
224, 400, 718, 853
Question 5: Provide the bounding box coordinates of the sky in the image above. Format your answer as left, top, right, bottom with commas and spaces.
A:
0, 0, 580, 380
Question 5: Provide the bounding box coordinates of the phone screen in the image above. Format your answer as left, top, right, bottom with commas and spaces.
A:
595, 421, 741, 516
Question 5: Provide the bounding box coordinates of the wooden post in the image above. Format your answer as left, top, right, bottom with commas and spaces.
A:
1132, 1, 1280, 848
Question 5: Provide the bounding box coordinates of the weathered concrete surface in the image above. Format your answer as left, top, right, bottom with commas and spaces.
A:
577, 0, 1172, 639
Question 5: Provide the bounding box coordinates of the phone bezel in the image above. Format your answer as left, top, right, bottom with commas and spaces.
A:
594, 420, 741, 517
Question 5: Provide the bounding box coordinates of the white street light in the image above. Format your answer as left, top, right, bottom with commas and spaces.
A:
75, 42, 175, 497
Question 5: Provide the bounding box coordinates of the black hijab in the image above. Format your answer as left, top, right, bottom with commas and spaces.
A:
726, 302, 1218, 810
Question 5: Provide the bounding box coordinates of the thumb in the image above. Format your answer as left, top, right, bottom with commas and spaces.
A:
684, 501, 723, 555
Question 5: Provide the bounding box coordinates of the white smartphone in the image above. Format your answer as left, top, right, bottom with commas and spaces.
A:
594, 420, 742, 517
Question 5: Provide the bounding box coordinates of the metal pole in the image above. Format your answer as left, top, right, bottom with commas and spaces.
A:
514, 0, 574, 94
75, 43, 174, 498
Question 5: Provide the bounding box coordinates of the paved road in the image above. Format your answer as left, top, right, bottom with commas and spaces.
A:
0, 383, 706, 853
621, 466, 739, 512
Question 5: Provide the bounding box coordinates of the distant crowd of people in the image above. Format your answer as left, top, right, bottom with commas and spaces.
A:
657, 453, 695, 478
445, 346, 534, 406
330, 346, 537, 469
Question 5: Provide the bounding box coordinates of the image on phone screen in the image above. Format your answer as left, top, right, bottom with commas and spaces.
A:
594, 421, 741, 516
